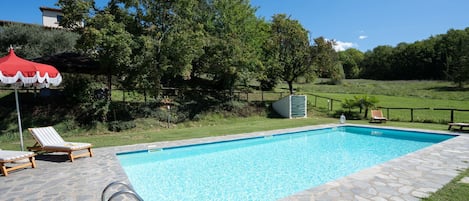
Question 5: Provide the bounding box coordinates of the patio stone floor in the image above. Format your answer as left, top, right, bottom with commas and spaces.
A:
1, 124, 468, 201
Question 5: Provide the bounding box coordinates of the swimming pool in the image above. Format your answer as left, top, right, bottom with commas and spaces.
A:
117, 126, 455, 201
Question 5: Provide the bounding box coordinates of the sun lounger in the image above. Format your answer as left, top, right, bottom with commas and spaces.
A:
448, 122, 469, 131
0, 150, 36, 176
28, 126, 93, 162
370, 109, 387, 123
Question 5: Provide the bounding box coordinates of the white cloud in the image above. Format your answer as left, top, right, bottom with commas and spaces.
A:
333, 41, 355, 51
359, 35, 368, 40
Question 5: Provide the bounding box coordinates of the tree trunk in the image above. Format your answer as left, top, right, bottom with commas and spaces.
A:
288, 81, 294, 94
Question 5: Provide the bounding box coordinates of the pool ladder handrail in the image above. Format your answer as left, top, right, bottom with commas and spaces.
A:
102, 181, 144, 201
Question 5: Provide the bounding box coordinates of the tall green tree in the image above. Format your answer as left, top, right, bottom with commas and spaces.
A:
311, 37, 341, 82
338, 48, 364, 79
120, 0, 206, 96
360, 45, 394, 79
77, 10, 134, 95
193, 0, 267, 91
437, 28, 469, 87
265, 14, 313, 94
58, 0, 134, 96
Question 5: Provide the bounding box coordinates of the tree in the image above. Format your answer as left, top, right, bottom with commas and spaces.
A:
354, 95, 378, 118
437, 28, 469, 87
192, 0, 268, 91
339, 48, 364, 79
265, 14, 313, 94
341, 98, 358, 114
77, 10, 134, 96
311, 37, 341, 82
0, 23, 78, 58
122, 0, 206, 97
360, 45, 394, 79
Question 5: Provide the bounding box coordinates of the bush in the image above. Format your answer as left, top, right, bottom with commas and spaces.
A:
108, 120, 136, 132
63, 74, 112, 124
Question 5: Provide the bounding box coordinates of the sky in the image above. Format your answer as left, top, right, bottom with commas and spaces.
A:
1, 0, 469, 52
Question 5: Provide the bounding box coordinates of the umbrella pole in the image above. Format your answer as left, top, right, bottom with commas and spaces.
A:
14, 88, 25, 151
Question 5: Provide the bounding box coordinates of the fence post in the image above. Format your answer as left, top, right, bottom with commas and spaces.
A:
261, 91, 264, 102
246, 92, 249, 102
450, 110, 454, 122
410, 108, 414, 122
386, 108, 390, 120
330, 99, 334, 111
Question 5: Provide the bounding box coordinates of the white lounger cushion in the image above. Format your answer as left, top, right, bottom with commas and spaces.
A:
29, 126, 66, 146
44, 142, 92, 151
0, 150, 35, 162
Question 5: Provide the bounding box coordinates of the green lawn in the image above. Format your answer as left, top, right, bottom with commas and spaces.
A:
422, 168, 469, 201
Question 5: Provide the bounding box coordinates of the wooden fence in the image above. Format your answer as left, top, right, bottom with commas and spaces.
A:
3, 87, 467, 123
237, 92, 469, 123
377, 107, 469, 123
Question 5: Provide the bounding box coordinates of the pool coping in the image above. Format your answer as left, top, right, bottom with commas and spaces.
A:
1, 123, 468, 200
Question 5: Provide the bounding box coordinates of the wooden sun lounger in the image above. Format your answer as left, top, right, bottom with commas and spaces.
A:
370, 109, 387, 123
448, 122, 469, 131
0, 150, 36, 176
27, 126, 93, 162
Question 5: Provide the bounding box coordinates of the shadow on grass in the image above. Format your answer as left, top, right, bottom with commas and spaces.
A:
427, 86, 469, 92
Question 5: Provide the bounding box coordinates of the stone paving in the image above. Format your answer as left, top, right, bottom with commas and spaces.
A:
1, 124, 469, 201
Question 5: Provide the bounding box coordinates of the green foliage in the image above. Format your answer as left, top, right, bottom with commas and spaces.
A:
342, 98, 358, 112
340, 95, 379, 118
330, 62, 345, 85
312, 37, 341, 82
62, 74, 94, 103
108, 120, 136, 132
360, 27, 469, 85
57, 0, 93, 30
361, 45, 394, 79
265, 14, 314, 94
62, 74, 111, 125
338, 48, 364, 79
353, 95, 378, 118
0, 23, 78, 58
438, 28, 469, 87
193, 0, 268, 90
59, 0, 268, 95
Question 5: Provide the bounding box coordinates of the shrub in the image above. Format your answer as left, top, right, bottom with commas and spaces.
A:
108, 120, 136, 132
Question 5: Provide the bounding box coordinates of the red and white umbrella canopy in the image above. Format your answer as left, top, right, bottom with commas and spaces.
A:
0, 48, 62, 87
0, 48, 62, 151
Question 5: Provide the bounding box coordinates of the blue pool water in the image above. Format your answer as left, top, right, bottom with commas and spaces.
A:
117, 126, 454, 201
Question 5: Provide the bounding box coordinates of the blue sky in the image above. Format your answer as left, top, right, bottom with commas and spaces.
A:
1, 0, 469, 52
